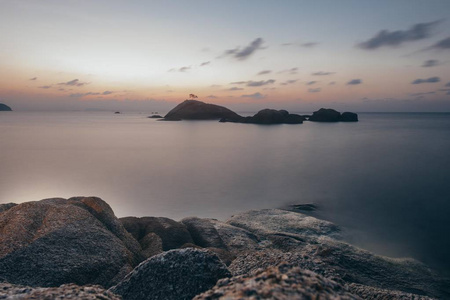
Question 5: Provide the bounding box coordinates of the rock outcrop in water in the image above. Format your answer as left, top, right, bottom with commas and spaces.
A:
1, 197, 448, 299
0, 103, 12, 111
309, 108, 358, 122
164, 99, 242, 121
220, 108, 304, 124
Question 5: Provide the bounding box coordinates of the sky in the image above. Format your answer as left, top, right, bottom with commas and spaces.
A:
1, 0, 450, 112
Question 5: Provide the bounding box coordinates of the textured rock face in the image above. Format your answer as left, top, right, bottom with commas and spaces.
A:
227, 209, 341, 239
110, 248, 231, 300
120, 216, 193, 254
0, 202, 16, 213
0, 197, 143, 288
309, 108, 358, 122
0, 103, 12, 111
164, 100, 242, 120
194, 263, 360, 300
226, 209, 450, 299
0, 282, 121, 300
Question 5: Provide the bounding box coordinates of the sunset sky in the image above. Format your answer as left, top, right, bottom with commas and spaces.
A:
1, 0, 450, 112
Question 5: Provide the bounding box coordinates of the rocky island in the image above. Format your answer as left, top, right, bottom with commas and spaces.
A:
0, 103, 12, 111
0, 197, 448, 299
161, 100, 357, 125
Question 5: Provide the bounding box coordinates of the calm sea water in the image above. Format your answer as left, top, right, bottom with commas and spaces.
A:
1, 111, 449, 273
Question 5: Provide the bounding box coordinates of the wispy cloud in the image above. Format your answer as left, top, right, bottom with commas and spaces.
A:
422, 59, 440, 67
241, 92, 265, 99
221, 38, 265, 60
230, 80, 275, 87
210, 84, 222, 88
411, 77, 440, 84
69, 91, 112, 98
168, 66, 191, 72
38, 85, 51, 89
308, 88, 321, 93
200, 61, 210, 66
306, 81, 317, 85
409, 91, 435, 97
228, 87, 244, 91
29, 77, 37, 81
280, 80, 298, 85
446, 82, 450, 87
206, 95, 218, 99
58, 79, 88, 87
358, 20, 440, 50
347, 79, 362, 85
278, 67, 298, 75
282, 42, 318, 48
257, 70, 272, 75
312, 71, 335, 76
428, 36, 450, 50
329, 81, 336, 85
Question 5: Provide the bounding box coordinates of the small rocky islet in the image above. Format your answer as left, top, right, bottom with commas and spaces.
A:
0, 103, 12, 111
160, 99, 358, 124
1, 197, 449, 299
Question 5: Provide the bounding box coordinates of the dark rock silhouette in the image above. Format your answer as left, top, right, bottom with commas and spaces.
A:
0, 197, 143, 288
120, 216, 194, 254
220, 109, 304, 124
0, 203, 16, 213
0, 103, 12, 111
147, 115, 163, 118
110, 248, 231, 300
340, 112, 359, 122
309, 108, 358, 122
0, 282, 121, 299
164, 100, 242, 120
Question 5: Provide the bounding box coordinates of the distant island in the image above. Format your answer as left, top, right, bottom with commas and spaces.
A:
0, 103, 12, 111
161, 100, 357, 124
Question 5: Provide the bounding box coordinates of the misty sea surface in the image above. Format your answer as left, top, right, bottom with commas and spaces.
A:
1, 111, 450, 273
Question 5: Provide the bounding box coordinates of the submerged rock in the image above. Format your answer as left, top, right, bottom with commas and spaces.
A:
0, 103, 12, 111
0, 197, 143, 288
0, 282, 121, 300
164, 99, 242, 121
110, 248, 231, 300
194, 263, 360, 300
147, 114, 163, 118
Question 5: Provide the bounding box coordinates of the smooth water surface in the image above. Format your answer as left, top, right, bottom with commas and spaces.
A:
1, 111, 449, 272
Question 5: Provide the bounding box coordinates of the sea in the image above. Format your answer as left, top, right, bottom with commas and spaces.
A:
1, 111, 449, 274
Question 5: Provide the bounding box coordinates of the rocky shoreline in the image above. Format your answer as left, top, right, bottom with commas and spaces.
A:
0, 197, 448, 299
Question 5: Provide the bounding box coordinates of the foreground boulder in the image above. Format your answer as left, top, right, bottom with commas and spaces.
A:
194, 263, 359, 300
0, 197, 143, 288
164, 99, 242, 120
110, 248, 231, 300
309, 108, 358, 122
0, 282, 121, 300
0, 103, 12, 111
120, 216, 194, 257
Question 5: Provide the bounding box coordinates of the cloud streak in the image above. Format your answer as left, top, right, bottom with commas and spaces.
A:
347, 79, 362, 85
411, 77, 440, 84
429, 36, 450, 50
308, 88, 321, 93
58, 79, 88, 87
241, 92, 265, 99
230, 80, 275, 87
422, 59, 440, 67
312, 71, 335, 76
358, 20, 440, 49
221, 38, 265, 60
257, 70, 272, 75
